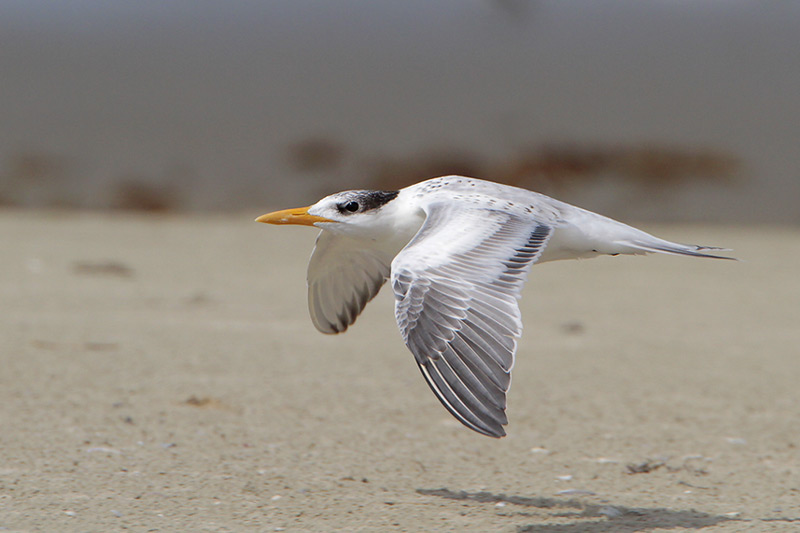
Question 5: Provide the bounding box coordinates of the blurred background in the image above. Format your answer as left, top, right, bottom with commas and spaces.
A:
1, 0, 798, 223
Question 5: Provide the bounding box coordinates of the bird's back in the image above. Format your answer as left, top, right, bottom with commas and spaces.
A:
404, 176, 730, 262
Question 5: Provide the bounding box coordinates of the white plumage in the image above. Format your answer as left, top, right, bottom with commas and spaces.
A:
257, 176, 733, 437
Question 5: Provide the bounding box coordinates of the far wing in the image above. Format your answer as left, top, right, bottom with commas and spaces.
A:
391, 204, 552, 437
307, 231, 392, 334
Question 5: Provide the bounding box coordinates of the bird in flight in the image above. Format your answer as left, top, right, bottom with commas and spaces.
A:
256, 176, 733, 437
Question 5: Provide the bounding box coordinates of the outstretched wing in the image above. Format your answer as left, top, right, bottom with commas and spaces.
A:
307, 231, 392, 334
391, 203, 552, 437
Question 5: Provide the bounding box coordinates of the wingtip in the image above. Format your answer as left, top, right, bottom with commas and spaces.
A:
467, 420, 507, 438
418, 361, 510, 438
487, 426, 507, 438
631, 241, 738, 261
459, 420, 506, 438
694, 245, 738, 261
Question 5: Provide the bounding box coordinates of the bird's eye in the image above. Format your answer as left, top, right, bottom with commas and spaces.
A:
343, 201, 359, 212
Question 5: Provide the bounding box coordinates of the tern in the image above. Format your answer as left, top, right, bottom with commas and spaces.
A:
256, 176, 733, 437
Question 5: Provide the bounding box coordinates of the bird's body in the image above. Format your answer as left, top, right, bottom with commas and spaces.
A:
257, 176, 732, 437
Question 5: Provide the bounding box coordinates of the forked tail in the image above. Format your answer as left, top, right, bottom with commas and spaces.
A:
626, 239, 736, 260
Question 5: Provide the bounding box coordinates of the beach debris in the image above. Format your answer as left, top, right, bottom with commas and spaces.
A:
184, 395, 212, 406
341, 476, 369, 483
529, 446, 550, 454
673, 457, 710, 476
86, 446, 121, 455
678, 480, 711, 490
182, 395, 228, 409
556, 475, 573, 481
726, 437, 747, 445
587, 456, 620, 464
599, 506, 623, 518
626, 458, 667, 474
555, 489, 596, 496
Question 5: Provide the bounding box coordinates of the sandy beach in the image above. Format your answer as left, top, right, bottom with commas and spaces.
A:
1, 210, 798, 531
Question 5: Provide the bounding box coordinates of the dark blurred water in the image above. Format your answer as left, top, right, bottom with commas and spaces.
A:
1, 1, 798, 222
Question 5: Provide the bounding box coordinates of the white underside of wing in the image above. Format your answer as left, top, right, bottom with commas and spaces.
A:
391, 201, 552, 437
307, 231, 392, 334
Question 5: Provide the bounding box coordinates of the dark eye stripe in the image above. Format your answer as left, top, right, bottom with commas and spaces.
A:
357, 190, 399, 211
337, 190, 399, 214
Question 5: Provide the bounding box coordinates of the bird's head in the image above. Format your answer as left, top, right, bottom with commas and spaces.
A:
256, 189, 401, 238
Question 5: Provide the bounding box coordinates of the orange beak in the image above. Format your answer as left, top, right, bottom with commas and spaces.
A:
255, 206, 335, 226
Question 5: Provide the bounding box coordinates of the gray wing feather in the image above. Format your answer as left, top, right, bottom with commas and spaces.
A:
307, 231, 391, 334
391, 203, 552, 437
